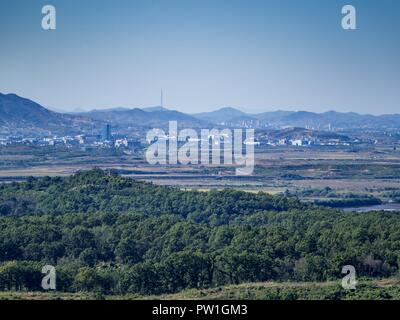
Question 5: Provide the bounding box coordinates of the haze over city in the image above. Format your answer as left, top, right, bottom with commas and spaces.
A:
0, 0, 399, 114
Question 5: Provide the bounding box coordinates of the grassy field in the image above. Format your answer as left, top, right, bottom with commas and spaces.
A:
1, 279, 400, 300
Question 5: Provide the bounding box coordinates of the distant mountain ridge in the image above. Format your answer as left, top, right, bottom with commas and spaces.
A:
1, 93, 399, 134
77, 106, 207, 128
0, 93, 97, 135
193, 107, 400, 130
194, 107, 251, 123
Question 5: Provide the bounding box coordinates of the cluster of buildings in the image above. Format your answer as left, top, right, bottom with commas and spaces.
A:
259, 137, 351, 147
0, 124, 142, 151
0, 124, 388, 151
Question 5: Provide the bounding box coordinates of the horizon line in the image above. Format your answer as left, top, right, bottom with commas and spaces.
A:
1, 91, 399, 117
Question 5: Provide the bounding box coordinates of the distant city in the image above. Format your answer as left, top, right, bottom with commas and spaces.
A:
1, 93, 399, 153
0, 122, 141, 153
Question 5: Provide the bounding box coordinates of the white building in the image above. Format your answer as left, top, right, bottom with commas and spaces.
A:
115, 138, 129, 148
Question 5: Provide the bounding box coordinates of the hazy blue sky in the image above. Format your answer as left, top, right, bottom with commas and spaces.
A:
0, 0, 399, 114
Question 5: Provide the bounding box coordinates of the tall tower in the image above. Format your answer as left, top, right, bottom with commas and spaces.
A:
101, 124, 111, 141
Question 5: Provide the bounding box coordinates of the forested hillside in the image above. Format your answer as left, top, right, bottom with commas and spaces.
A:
0, 169, 400, 296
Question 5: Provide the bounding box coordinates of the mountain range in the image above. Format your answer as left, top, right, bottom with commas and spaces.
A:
1, 93, 399, 135
75, 107, 207, 129
194, 107, 400, 131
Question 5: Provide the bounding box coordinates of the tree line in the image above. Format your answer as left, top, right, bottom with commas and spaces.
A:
0, 169, 399, 295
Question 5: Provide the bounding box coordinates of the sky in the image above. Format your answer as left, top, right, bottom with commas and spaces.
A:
0, 0, 399, 114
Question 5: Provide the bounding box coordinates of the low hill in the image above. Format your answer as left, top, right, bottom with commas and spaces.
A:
0, 168, 303, 219
194, 107, 256, 124
142, 106, 169, 112
80, 107, 207, 128
0, 93, 98, 135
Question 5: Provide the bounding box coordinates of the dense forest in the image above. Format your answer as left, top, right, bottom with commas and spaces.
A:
0, 169, 400, 296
